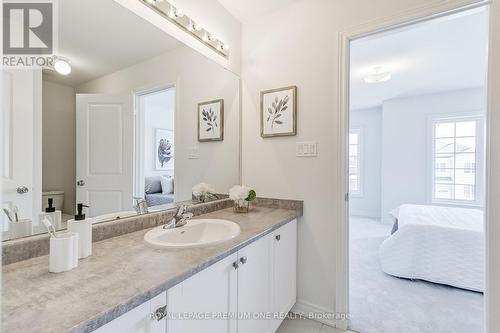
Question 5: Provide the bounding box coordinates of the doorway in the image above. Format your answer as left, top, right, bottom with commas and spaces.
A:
346, 5, 489, 333
134, 86, 176, 208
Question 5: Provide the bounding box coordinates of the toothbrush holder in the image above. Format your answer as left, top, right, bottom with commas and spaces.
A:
49, 232, 79, 273
9, 219, 33, 239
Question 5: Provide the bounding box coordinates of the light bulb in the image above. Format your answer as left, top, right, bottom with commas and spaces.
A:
222, 44, 230, 51
54, 58, 71, 75
193, 23, 203, 31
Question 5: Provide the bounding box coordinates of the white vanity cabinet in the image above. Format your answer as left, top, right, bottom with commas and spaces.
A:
236, 233, 273, 333
271, 220, 298, 332
166, 253, 239, 333
167, 219, 297, 333
92, 220, 297, 333
93, 291, 167, 333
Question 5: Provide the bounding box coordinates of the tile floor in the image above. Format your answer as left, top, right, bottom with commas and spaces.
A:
276, 317, 355, 333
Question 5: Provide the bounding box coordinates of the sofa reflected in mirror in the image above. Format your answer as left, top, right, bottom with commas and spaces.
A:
144, 176, 175, 207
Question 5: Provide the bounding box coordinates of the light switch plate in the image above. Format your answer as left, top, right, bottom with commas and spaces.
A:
188, 147, 200, 159
296, 141, 317, 157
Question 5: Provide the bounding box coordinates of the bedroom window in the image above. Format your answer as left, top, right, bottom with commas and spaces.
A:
349, 129, 362, 196
432, 118, 482, 204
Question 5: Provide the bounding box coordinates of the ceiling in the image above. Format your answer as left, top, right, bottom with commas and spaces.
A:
350, 7, 489, 110
44, 0, 182, 87
216, 0, 300, 23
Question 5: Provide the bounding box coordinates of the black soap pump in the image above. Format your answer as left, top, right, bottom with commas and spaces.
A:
68, 203, 93, 259
45, 198, 56, 213
41, 197, 62, 230
74, 203, 89, 221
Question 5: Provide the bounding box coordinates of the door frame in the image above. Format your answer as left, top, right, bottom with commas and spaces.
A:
335, 0, 492, 330
133, 83, 176, 200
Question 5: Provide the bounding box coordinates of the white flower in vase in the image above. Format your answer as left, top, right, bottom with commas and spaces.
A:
229, 185, 256, 213
192, 183, 217, 202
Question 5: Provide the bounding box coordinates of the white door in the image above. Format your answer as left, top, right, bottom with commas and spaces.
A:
76, 94, 133, 218
237, 234, 273, 333
272, 220, 297, 330
93, 291, 166, 333
2, 69, 42, 238
167, 253, 238, 333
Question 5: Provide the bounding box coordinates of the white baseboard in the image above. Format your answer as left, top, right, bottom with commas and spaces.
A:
291, 299, 348, 329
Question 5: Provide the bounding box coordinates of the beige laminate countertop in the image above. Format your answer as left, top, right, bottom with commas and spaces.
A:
2, 206, 301, 333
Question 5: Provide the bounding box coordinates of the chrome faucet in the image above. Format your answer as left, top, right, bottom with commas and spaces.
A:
164, 205, 193, 229
133, 197, 149, 215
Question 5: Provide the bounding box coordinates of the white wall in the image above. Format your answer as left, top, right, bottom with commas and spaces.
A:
42, 80, 76, 215
487, 2, 500, 331
77, 46, 240, 201
141, 89, 175, 178
381, 88, 486, 222
240, 0, 500, 324
349, 107, 382, 219
112, 0, 241, 75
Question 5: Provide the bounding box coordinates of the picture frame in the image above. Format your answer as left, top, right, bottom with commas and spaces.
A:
260, 86, 297, 138
198, 99, 224, 142
154, 128, 174, 170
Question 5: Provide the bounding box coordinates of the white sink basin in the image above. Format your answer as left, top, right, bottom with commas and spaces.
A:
144, 219, 241, 248
93, 211, 137, 223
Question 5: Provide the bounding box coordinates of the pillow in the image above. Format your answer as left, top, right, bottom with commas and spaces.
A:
161, 176, 174, 194
145, 176, 162, 194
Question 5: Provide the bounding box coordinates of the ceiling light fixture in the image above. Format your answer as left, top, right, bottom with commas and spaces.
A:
53, 57, 72, 75
364, 66, 391, 83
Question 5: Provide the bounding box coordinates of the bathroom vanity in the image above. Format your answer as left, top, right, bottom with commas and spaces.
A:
2, 202, 301, 333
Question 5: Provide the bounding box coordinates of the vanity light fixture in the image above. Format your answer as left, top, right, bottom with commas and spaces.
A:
187, 19, 195, 32
193, 22, 203, 31
139, 0, 230, 58
364, 66, 392, 83
53, 57, 72, 75
168, 5, 184, 19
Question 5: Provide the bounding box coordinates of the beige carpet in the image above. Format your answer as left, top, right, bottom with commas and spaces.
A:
349, 216, 484, 333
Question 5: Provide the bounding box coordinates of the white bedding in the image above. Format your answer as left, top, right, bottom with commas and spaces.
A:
379, 204, 485, 292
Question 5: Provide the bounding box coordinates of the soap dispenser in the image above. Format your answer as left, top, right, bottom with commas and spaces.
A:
67, 204, 93, 259
39, 198, 62, 230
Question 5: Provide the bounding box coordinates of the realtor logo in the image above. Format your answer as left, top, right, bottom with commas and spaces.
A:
3, 1, 54, 55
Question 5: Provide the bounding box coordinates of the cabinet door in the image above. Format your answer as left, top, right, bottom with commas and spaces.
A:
166, 253, 238, 333
93, 291, 166, 333
273, 220, 297, 318
237, 233, 273, 333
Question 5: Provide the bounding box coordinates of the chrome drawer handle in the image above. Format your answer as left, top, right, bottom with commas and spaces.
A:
240, 256, 248, 265
77, 180, 85, 186
233, 261, 239, 270
151, 305, 168, 321
275, 234, 281, 241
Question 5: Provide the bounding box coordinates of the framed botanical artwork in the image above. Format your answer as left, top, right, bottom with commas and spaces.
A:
260, 86, 297, 138
155, 128, 174, 170
198, 99, 224, 142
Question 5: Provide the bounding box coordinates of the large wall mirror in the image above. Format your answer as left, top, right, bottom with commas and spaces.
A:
2, 0, 240, 241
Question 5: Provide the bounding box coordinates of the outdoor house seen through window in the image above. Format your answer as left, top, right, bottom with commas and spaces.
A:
349, 130, 361, 196
433, 119, 479, 203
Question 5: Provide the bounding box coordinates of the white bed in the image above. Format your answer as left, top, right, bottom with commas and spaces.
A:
379, 204, 485, 292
